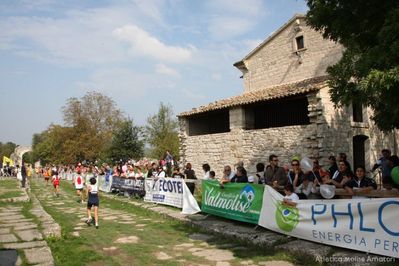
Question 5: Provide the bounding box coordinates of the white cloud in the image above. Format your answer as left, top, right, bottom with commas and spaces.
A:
0, 7, 135, 66
205, 0, 268, 40
180, 88, 206, 100
206, 0, 265, 17
155, 63, 181, 78
76, 68, 155, 97
113, 24, 193, 63
131, 0, 166, 23
208, 16, 255, 40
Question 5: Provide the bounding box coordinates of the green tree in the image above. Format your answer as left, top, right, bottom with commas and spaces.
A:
61, 91, 124, 162
31, 125, 74, 165
144, 103, 179, 160
306, 0, 399, 130
0, 141, 17, 164
22, 151, 34, 164
62, 91, 123, 132
106, 118, 144, 163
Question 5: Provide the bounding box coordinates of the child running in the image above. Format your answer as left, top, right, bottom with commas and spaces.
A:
86, 177, 100, 229
74, 171, 84, 203
52, 172, 60, 197
43, 168, 50, 186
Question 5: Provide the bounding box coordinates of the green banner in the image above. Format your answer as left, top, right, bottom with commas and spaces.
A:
201, 180, 264, 224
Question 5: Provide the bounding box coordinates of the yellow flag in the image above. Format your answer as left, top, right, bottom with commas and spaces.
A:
2, 156, 14, 166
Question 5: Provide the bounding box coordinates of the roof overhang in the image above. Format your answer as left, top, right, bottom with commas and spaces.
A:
178, 75, 329, 118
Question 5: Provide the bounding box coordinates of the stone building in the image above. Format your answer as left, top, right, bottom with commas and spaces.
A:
178, 14, 398, 177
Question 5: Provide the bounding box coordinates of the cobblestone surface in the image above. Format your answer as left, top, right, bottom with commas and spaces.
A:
0, 177, 57, 265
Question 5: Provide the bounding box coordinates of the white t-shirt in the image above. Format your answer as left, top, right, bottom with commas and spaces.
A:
228, 172, 235, 180
203, 171, 210, 180
74, 175, 84, 189
284, 193, 299, 203
156, 171, 166, 178
248, 175, 259, 184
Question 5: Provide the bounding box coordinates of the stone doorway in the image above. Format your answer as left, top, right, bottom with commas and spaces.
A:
353, 135, 369, 168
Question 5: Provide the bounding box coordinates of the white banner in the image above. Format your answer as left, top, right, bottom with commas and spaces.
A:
259, 186, 399, 258
144, 177, 200, 214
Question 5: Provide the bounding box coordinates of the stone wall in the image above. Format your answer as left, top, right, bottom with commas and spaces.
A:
241, 17, 343, 92
179, 88, 399, 176
179, 124, 317, 178
313, 87, 398, 170
179, 94, 320, 177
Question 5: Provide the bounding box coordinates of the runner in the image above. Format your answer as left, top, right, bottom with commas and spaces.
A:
74, 170, 84, 203
52, 171, 60, 197
86, 177, 100, 229
43, 167, 50, 185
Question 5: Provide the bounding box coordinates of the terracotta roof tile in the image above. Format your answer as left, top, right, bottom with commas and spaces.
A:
178, 76, 329, 117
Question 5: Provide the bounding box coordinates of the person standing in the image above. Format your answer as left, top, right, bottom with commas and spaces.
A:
331, 160, 354, 188
372, 149, 391, 188
202, 164, 211, 180
328, 156, 338, 176
165, 150, 174, 177
183, 163, 197, 195
344, 165, 377, 198
255, 163, 266, 184
265, 155, 287, 188
282, 184, 299, 207
21, 162, 27, 188
231, 166, 248, 183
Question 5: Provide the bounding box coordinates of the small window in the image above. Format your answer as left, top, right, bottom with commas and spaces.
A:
352, 102, 363, 122
295, 36, 304, 50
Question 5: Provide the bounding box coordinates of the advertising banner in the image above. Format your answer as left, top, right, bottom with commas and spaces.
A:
144, 177, 200, 214
201, 180, 263, 224
120, 177, 145, 196
259, 185, 399, 258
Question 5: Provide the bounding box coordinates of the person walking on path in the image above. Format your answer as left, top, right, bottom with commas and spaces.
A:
86, 177, 100, 229
21, 161, 27, 189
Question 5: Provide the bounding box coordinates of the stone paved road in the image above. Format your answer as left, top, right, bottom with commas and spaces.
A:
0, 188, 57, 265
2, 176, 393, 266
28, 177, 298, 266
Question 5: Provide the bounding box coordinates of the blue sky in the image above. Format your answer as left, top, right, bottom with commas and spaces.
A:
0, 0, 308, 145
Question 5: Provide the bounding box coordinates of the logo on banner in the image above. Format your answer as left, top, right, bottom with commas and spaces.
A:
204, 184, 258, 213
275, 201, 299, 232
240, 185, 255, 203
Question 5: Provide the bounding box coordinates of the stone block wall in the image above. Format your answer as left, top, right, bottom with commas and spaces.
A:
241, 17, 343, 92
179, 88, 399, 177
179, 124, 317, 178
316, 87, 398, 170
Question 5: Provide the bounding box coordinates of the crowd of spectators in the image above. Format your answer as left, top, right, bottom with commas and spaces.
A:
200, 149, 399, 202
7, 149, 398, 202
